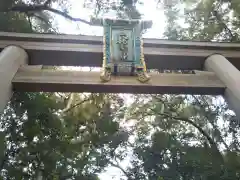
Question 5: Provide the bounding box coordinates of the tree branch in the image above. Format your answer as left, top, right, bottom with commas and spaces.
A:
26, 14, 33, 30
44, 0, 52, 6
212, 10, 234, 41
30, 14, 58, 33
148, 96, 220, 152
192, 95, 231, 152
62, 95, 93, 113
44, 7, 92, 25
149, 108, 224, 162
154, 110, 216, 147
109, 161, 132, 180
132, 96, 220, 153
8, 4, 92, 25
32, 14, 49, 24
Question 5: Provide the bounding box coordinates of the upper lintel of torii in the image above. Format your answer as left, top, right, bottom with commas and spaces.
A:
0, 31, 240, 70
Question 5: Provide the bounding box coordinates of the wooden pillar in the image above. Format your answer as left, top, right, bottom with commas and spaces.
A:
204, 54, 240, 118
0, 46, 28, 113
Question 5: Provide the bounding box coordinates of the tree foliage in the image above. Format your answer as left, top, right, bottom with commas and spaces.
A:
1, 92, 125, 179
124, 94, 239, 179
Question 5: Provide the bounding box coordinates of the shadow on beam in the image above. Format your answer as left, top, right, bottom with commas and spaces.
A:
27, 50, 204, 70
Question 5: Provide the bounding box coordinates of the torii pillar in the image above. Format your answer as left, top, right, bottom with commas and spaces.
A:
0, 46, 28, 113
205, 54, 240, 118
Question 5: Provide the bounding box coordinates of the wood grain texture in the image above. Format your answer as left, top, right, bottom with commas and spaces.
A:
12, 67, 226, 95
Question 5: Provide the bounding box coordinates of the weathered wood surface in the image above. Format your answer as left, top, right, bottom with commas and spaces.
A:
12, 67, 226, 95
1, 32, 240, 70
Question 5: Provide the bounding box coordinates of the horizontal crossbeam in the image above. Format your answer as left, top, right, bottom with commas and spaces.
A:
12, 67, 226, 95
1, 32, 240, 70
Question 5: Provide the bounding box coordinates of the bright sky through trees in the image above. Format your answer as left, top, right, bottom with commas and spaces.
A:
53, 0, 166, 38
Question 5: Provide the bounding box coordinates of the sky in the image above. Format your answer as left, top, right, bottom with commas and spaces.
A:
53, 0, 166, 38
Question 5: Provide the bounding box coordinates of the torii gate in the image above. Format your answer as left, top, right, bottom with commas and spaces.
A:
0, 32, 240, 118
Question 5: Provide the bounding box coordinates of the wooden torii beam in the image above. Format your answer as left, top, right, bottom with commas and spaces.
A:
13, 66, 225, 95
0, 32, 240, 118
1, 32, 240, 70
